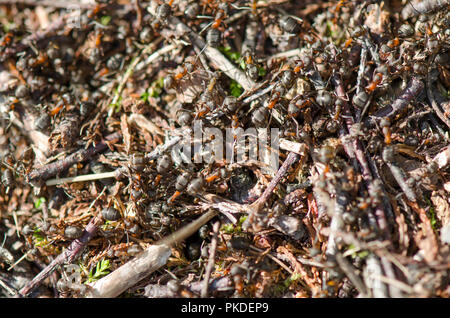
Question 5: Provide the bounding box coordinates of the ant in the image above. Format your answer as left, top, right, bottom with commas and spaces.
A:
199, 2, 228, 35
195, 72, 220, 119
0, 32, 14, 47
212, 2, 228, 29
174, 61, 196, 81
365, 72, 383, 93
166, 165, 216, 204
241, 49, 260, 81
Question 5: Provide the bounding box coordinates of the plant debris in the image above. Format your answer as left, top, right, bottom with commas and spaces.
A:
0, 0, 449, 298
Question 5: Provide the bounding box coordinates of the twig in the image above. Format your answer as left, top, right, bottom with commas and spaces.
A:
262, 49, 301, 62
362, 35, 381, 66
295, 256, 326, 268
332, 71, 393, 235
250, 246, 293, 275
363, 255, 388, 298
200, 193, 247, 222
45, 171, 117, 186
46, 133, 185, 186
201, 221, 219, 298
27, 132, 122, 186
354, 43, 373, 122
133, 0, 143, 33
355, 43, 367, 97
279, 139, 307, 156
0, 276, 16, 296
380, 258, 403, 297
19, 216, 102, 297
382, 147, 417, 202
6, 248, 35, 271
0, 0, 96, 8
145, 134, 183, 162
372, 77, 424, 119
242, 83, 275, 104
371, 273, 414, 294
333, 72, 373, 183
325, 190, 348, 259
244, 152, 300, 231
401, 0, 450, 20
335, 253, 368, 297
85, 210, 218, 297
128, 114, 165, 136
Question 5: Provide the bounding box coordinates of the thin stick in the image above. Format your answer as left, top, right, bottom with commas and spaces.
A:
371, 274, 414, 294
135, 43, 178, 72
253, 152, 299, 211
279, 139, 307, 155
380, 257, 403, 297
27, 132, 122, 185
47, 132, 186, 185
383, 149, 417, 202
244, 152, 299, 231
19, 216, 102, 297
0, 277, 16, 296
332, 67, 394, 238
128, 114, 165, 136
364, 255, 388, 298
332, 73, 373, 183
250, 246, 293, 275
46, 171, 116, 186
262, 49, 301, 62
373, 77, 424, 119
332, 70, 393, 234
295, 256, 326, 268
242, 83, 275, 104
335, 253, 368, 297
86, 210, 218, 297
6, 248, 34, 271
0, 0, 96, 8
201, 221, 219, 298
145, 135, 183, 161
355, 44, 367, 97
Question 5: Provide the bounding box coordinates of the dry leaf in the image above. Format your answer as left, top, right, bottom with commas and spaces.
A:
407, 201, 439, 263
128, 113, 164, 136
391, 199, 410, 255
431, 191, 450, 227
120, 114, 131, 154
